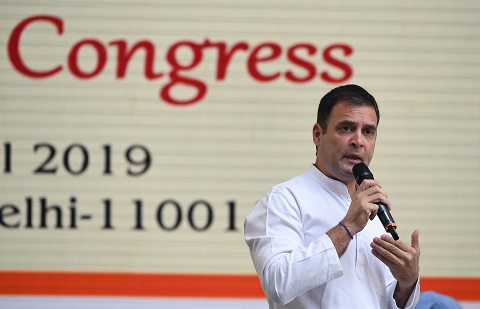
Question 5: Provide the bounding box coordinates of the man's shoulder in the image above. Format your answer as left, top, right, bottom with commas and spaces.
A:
270, 169, 317, 195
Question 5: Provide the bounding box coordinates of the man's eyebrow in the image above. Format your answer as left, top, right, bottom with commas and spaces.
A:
336, 120, 355, 126
335, 120, 356, 128
335, 120, 377, 130
364, 124, 377, 131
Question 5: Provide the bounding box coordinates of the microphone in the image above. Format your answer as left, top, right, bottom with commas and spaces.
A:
352, 163, 399, 240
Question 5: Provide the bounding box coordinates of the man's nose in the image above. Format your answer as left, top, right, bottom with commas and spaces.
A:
350, 130, 364, 148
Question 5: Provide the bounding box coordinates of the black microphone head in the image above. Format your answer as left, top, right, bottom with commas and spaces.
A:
352, 162, 374, 185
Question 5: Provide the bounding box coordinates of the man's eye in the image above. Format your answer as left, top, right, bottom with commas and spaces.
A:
341, 126, 351, 131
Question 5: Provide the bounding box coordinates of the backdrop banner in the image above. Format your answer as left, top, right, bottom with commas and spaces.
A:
1, 1, 479, 307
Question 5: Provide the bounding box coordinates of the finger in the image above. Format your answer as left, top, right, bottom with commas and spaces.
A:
376, 235, 417, 263
379, 234, 411, 252
360, 179, 381, 191
370, 239, 399, 265
369, 203, 379, 220
379, 234, 421, 267
368, 193, 392, 211
370, 247, 403, 270
411, 229, 420, 252
360, 180, 384, 195
371, 248, 394, 267
373, 236, 397, 252
372, 237, 402, 260
373, 191, 392, 211
363, 187, 392, 211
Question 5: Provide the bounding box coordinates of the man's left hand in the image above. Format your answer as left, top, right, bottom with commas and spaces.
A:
370, 229, 420, 287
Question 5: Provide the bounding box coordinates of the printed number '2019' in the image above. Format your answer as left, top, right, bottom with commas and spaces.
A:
31, 143, 151, 176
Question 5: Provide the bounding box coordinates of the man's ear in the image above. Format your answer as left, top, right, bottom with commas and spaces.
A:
312, 123, 322, 147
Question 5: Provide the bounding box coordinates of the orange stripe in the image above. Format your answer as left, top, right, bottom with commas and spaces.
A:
0, 271, 264, 299
0, 271, 479, 301
421, 277, 480, 302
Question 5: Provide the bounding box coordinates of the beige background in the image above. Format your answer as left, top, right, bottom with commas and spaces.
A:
1, 0, 479, 278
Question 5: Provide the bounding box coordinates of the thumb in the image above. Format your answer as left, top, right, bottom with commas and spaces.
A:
411, 229, 420, 252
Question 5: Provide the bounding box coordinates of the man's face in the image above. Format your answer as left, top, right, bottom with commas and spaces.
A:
313, 102, 378, 185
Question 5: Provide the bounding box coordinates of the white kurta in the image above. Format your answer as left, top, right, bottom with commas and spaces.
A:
244, 164, 420, 309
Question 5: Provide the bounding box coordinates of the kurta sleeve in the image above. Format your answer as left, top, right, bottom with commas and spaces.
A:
386, 278, 421, 309
244, 190, 344, 305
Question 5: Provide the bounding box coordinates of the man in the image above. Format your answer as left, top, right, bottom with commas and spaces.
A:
244, 84, 420, 308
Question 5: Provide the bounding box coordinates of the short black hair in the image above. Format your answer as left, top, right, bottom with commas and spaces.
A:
316, 84, 380, 133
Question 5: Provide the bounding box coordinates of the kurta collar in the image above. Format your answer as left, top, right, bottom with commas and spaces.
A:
306, 164, 350, 198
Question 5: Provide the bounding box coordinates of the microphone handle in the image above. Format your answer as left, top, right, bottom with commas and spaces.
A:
376, 203, 399, 240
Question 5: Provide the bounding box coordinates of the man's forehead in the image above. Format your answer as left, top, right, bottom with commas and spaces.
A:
330, 103, 378, 125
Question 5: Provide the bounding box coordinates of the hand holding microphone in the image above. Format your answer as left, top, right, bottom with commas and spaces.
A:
352, 163, 399, 240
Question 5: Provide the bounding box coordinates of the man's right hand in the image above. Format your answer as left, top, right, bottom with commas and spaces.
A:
343, 179, 392, 235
